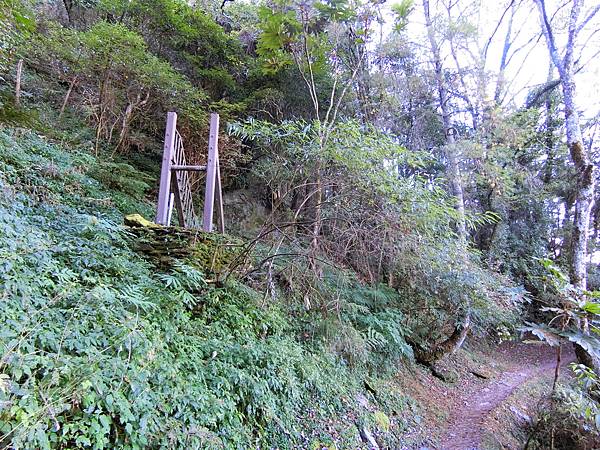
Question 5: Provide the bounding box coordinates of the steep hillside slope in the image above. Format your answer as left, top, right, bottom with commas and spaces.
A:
0, 128, 421, 449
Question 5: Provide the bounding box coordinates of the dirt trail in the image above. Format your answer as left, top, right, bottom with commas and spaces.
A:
437, 343, 574, 450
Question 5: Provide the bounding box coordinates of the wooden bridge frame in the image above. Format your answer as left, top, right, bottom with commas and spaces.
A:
155, 112, 224, 233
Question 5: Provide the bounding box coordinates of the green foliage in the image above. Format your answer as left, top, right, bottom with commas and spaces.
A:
529, 365, 600, 449
297, 269, 414, 369
1, 0, 266, 155
521, 261, 600, 449
331, 274, 413, 361
2, 0, 594, 444
229, 118, 433, 206
373, 410, 390, 432
90, 162, 152, 200
0, 92, 39, 125
27, 19, 207, 153
522, 259, 600, 361
256, 5, 301, 73
0, 0, 34, 71
0, 127, 415, 448
0, 128, 153, 217
101, 0, 247, 101
391, 0, 414, 32
255, 0, 361, 87
230, 118, 521, 346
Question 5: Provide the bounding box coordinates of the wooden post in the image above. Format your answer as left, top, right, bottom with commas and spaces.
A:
155, 112, 177, 225
15, 59, 23, 107
203, 113, 219, 232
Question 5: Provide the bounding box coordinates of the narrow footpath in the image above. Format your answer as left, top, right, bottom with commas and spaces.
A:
437, 343, 575, 450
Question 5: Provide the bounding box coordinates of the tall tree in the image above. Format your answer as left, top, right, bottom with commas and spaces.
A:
422, 0, 467, 240
414, 0, 470, 363
535, 0, 598, 289
257, 0, 372, 271
535, 0, 600, 369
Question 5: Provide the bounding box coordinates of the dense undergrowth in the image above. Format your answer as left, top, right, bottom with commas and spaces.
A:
2, 0, 600, 446
527, 379, 600, 450
0, 128, 422, 448
0, 68, 525, 448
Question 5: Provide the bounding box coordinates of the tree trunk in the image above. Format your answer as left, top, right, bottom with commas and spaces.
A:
445, 3, 478, 131
58, 75, 78, 121
95, 78, 107, 156
15, 59, 23, 107
493, 2, 515, 105
116, 102, 134, 152
419, 0, 470, 362
94, 69, 115, 155
563, 78, 594, 290
536, 0, 598, 373
423, 0, 467, 241
412, 313, 471, 365
62, 0, 73, 24
115, 91, 149, 153
309, 160, 323, 275
543, 65, 556, 185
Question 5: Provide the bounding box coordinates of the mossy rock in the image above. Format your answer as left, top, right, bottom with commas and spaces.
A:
124, 214, 243, 273
124, 213, 161, 228
431, 365, 459, 384
373, 410, 391, 432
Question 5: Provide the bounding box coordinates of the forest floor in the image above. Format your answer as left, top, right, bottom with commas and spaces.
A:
397, 340, 575, 450
438, 341, 574, 450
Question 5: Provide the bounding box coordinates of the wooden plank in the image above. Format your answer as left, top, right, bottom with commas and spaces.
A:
155, 112, 177, 225
203, 113, 219, 232
171, 165, 207, 171
171, 174, 186, 227
166, 192, 175, 226
215, 150, 225, 233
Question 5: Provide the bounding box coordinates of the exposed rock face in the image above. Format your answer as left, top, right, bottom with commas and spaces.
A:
358, 424, 380, 450
124, 214, 243, 274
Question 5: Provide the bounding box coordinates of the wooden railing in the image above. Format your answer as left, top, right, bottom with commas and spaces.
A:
155, 112, 224, 232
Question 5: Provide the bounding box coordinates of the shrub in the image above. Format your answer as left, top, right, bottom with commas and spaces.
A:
0, 127, 412, 448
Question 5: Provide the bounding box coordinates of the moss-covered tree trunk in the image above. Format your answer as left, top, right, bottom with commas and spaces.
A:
536, 0, 599, 373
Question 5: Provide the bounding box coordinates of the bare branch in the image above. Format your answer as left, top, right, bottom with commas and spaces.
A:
482, 0, 517, 63
534, 0, 563, 72
563, 0, 583, 70
576, 4, 600, 35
